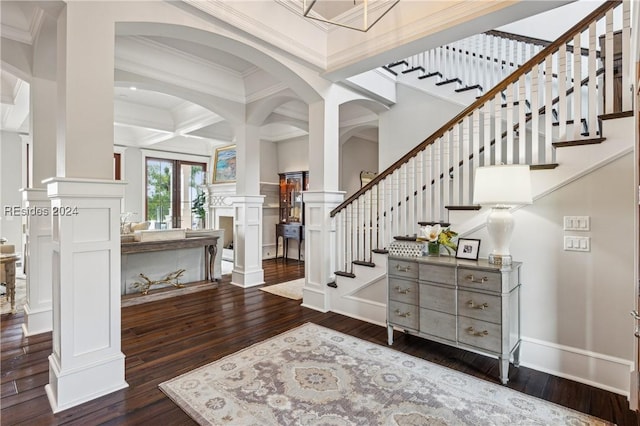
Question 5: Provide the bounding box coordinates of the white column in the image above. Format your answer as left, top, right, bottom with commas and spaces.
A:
45, 3, 125, 412
231, 124, 264, 287
303, 97, 342, 311
20, 75, 58, 336
301, 191, 344, 312
20, 189, 53, 336
231, 195, 265, 287
44, 178, 127, 413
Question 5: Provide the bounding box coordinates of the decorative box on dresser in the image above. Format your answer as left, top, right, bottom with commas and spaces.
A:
387, 255, 522, 385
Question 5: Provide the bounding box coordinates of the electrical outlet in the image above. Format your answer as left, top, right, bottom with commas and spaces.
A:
564, 236, 590, 252
563, 216, 590, 231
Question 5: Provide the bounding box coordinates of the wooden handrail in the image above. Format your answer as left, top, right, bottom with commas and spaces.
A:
484, 30, 594, 57
330, 0, 620, 217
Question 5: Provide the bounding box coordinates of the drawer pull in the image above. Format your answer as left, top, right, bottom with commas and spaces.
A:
394, 309, 411, 318
394, 285, 411, 294
466, 327, 488, 337
465, 274, 488, 284
395, 264, 411, 273
467, 300, 488, 310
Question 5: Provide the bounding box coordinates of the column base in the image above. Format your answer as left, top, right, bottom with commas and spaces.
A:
231, 269, 264, 288
301, 286, 329, 313
45, 353, 128, 413
22, 303, 52, 336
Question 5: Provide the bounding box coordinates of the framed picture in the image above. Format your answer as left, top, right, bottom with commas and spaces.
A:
455, 238, 481, 260
213, 145, 236, 183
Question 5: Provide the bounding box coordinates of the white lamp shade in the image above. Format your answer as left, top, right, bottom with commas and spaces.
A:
473, 165, 533, 206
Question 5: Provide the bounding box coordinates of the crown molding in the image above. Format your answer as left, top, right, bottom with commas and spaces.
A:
1, 8, 44, 45
182, 0, 326, 70
246, 82, 291, 104
115, 57, 246, 104
128, 36, 247, 78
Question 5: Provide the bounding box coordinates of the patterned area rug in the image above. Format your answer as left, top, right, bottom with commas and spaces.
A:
159, 323, 610, 425
259, 278, 304, 300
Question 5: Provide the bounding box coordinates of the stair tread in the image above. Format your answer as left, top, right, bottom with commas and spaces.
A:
435, 78, 462, 86
353, 260, 376, 268
552, 137, 605, 148
335, 271, 356, 279
372, 249, 389, 254
530, 163, 559, 170
418, 221, 451, 226
445, 205, 481, 211
327, 281, 338, 288
599, 111, 633, 120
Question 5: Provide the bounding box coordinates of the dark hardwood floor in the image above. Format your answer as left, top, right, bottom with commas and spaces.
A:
1, 258, 637, 425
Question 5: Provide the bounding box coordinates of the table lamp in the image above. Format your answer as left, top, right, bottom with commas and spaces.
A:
473, 165, 532, 265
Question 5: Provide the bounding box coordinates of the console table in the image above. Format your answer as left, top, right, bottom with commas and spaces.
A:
121, 236, 219, 295
1, 253, 18, 314
387, 255, 521, 384
275, 223, 304, 262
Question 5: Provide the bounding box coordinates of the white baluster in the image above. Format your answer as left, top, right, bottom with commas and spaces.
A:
494, 91, 503, 164
483, 99, 492, 167
441, 132, 451, 210
462, 114, 471, 204
622, 0, 631, 111
544, 54, 554, 164
518, 74, 528, 164
472, 109, 481, 200
587, 22, 597, 137
451, 124, 460, 205
407, 159, 415, 232
379, 179, 387, 250
557, 44, 568, 140
531, 62, 540, 164
433, 137, 442, 219
415, 150, 424, 223
604, 9, 614, 114
573, 33, 582, 140
505, 83, 515, 164
486, 34, 494, 90
423, 147, 432, 220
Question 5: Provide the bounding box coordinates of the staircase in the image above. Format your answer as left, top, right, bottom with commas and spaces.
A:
327, 0, 634, 326
384, 30, 549, 98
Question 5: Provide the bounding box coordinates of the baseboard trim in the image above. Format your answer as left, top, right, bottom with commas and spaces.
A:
519, 336, 632, 397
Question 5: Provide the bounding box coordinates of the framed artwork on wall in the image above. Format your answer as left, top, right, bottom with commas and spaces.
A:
455, 238, 481, 260
213, 145, 236, 183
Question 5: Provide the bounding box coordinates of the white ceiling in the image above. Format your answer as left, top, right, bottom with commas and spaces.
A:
0, 0, 570, 152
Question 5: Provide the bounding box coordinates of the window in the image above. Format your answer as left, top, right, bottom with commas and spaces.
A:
145, 157, 206, 229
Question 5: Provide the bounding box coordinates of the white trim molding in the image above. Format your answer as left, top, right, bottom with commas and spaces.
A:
520, 336, 633, 397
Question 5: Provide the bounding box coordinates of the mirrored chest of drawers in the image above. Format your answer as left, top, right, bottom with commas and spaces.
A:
387, 255, 521, 384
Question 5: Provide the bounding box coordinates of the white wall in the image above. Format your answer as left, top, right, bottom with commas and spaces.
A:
498, 0, 601, 42
260, 140, 279, 183
0, 131, 24, 250
340, 136, 378, 198
276, 137, 309, 174
468, 152, 635, 393
378, 85, 465, 170
120, 147, 143, 220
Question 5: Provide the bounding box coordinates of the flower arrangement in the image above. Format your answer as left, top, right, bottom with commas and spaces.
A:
418, 224, 458, 256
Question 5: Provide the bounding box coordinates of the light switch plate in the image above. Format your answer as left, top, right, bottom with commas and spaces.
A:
563, 216, 590, 231
564, 236, 590, 251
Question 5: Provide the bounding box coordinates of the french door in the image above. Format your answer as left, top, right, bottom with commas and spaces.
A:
145, 157, 207, 229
